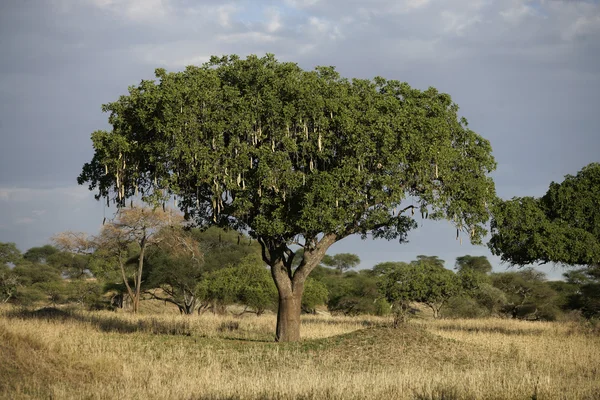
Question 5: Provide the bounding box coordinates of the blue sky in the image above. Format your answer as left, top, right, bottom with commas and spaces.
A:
1, 0, 599, 278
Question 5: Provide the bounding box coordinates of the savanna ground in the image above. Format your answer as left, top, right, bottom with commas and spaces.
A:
1, 302, 599, 400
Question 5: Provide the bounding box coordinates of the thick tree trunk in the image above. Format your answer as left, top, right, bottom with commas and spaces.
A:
262, 233, 338, 342
276, 290, 304, 342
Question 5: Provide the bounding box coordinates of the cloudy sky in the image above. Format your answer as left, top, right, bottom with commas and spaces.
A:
1, 0, 598, 278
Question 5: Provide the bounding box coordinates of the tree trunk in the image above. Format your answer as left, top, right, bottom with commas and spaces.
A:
132, 242, 146, 314
276, 290, 303, 342
262, 233, 338, 342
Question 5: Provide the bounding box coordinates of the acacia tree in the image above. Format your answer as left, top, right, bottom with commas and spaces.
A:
50, 232, 94, 279
78, 54, 496, 341
489, 163, 600, 267
144, 227, 203, 314
379, 258, 463, 321
95, 207, 184, 313
322, 253, 360, 273
454, 255, 492, 275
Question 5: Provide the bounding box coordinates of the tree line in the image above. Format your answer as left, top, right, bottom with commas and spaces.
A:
2, 225, 599, 326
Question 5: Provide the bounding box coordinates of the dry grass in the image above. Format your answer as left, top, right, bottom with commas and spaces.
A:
1, 304, 599, 400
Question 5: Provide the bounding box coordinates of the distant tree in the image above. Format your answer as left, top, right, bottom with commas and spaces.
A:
454, 255, 492, 275
94, 207, 184, 313
322, 253, 361, 273
191, 227, 261, 273
472, 283, 508, 316
197, 266, 240, 314
78, 54, 497, 341
50, 232, 95, 279
561, 264, 600, 318
144, 227, 204, 314
235, 254, 278, 316
23, 245, 59, 265
11, 262, 66, 306
66, 279, 103, 307
380, 258, 462, 322
0, 264, 18, 303
301, 278, 328, 314
370, 261, 408, 277
0, 242, 21, 266
196, 254, 278, 316
327, 271, 384, 316
415, 255, 445, 268
491, 268, 559, 320
489, 163, 600, 267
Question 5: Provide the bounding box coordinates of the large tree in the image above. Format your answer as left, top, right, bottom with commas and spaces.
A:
489, 163, 600, 267
78, 54, 496, 341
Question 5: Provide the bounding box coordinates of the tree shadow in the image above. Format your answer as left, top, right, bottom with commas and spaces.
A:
6, 307, 192, 336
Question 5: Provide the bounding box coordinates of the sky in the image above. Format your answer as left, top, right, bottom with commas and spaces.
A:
1, 0, 599, 279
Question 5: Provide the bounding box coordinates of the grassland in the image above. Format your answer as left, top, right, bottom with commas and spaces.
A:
1, 303, 599, 400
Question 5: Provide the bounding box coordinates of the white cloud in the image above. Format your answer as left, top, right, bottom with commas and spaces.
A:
48, 0, 174, 21
216, 4, 238, 28
406, 0, 430, 10
15, 217, 35, 225
217, 31, 278, 44
563, 14, 600, 41
441, 10, 482, 36
0, 187, 90, 203
284, 0, 320, 9
500, 2, 536, 24
306, 16, 343, 40
265, 8, 282, 33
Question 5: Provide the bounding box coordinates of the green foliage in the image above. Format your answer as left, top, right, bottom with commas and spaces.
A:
80, 55, 495, 243
322, 253, 361, 273
66, 279, 103, 307
472, 283, 508, 316
12, 286, 46, 306
490, 163, 600, 266
23, 245, 59, 265
442, 296, 488, 319
560, 265, 600, 318
144, 247, 204, 314
0, 264, 18, 303
379, 257, 462, 319
0, 242, 21, 266
325, 271, 382, 315
12, 263, 62, 286
371, 261, 409, 277
78, 53, 496, 269
197, 267, 238, 311
491, 269, 560, 320
454, 255, 492, 275
191, 227, 261, 273
235, 254, 278, 315
198, 254, 277, 315
301, 278, 328, 313
48, 252, 90, 279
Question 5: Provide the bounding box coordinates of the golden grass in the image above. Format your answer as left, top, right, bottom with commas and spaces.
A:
1, 304, 599, 400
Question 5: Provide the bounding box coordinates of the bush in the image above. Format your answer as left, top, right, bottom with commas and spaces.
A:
442, 296, 488, 319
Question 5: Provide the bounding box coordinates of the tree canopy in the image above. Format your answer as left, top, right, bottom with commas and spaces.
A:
78, 54, 496, 341
379, 257, 462, 320
454, 255, 492, 275
489, 163, 600, 266
322, 253, 361, 273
